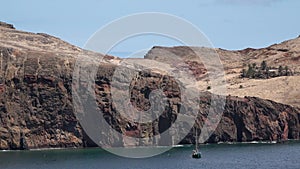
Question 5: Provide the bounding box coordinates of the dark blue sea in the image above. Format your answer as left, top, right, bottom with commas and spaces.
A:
0, 142, 299, 169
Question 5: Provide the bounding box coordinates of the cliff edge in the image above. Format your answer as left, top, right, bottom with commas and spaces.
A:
0, 22, 299, 150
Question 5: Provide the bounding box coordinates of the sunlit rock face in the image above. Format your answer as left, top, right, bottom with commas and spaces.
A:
0, 22, 299, 150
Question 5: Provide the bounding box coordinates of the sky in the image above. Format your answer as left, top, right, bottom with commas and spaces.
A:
1, 0, 299, 56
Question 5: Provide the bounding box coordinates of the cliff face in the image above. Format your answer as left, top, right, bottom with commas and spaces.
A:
0, 22, 299, 150
209, 96, 299, 143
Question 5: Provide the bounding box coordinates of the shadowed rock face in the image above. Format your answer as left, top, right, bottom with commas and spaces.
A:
0, 22, 299, 150
208, 96, 299, 143
0, 22, 14, 29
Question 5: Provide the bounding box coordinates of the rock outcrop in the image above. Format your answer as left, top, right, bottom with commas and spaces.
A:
0, 22, 15, 29
208, 96, 299, 143
0, 22, 299, 150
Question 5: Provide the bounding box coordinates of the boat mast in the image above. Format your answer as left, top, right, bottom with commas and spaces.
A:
195, 127, 198, 151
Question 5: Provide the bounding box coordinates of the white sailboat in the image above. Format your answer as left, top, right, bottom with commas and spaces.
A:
192, 128, 201, 159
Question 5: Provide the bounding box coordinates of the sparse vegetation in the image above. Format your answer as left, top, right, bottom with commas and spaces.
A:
207, 86, 211, 90
241, 61, 293, 79
261, 60, 267, 70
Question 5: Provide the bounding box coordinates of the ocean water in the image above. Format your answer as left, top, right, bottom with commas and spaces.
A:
0, 142, 299, 169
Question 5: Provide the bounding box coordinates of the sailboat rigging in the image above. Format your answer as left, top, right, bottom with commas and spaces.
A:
192, 127, 201, 159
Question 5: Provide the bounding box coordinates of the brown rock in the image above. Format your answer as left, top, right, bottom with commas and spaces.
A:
0, 21, 15, 29
0, 22, 299, 150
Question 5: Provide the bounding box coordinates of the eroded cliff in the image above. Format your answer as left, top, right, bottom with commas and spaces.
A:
0, 22, 299, 150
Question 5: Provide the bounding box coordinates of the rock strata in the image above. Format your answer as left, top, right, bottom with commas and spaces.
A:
0, 22, 299, 150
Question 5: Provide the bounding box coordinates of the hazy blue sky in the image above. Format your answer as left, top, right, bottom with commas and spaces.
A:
1, 0, 299, 55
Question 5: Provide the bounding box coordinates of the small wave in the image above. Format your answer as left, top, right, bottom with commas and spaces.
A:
216, 141, 278, 145
242, 141, 277, 144
29, 147, 70, 151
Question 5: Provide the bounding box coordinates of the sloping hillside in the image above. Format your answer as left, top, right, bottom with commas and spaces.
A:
0, 22, 299, 150
145, 37, 300, 107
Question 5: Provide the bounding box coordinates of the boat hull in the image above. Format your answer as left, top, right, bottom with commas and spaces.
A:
192, 153, 202, 159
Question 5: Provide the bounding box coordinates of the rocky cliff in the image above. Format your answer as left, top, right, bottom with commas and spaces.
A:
0, 22, 299, 150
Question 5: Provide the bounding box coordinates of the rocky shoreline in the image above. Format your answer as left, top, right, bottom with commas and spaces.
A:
0, 22, 299, 150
